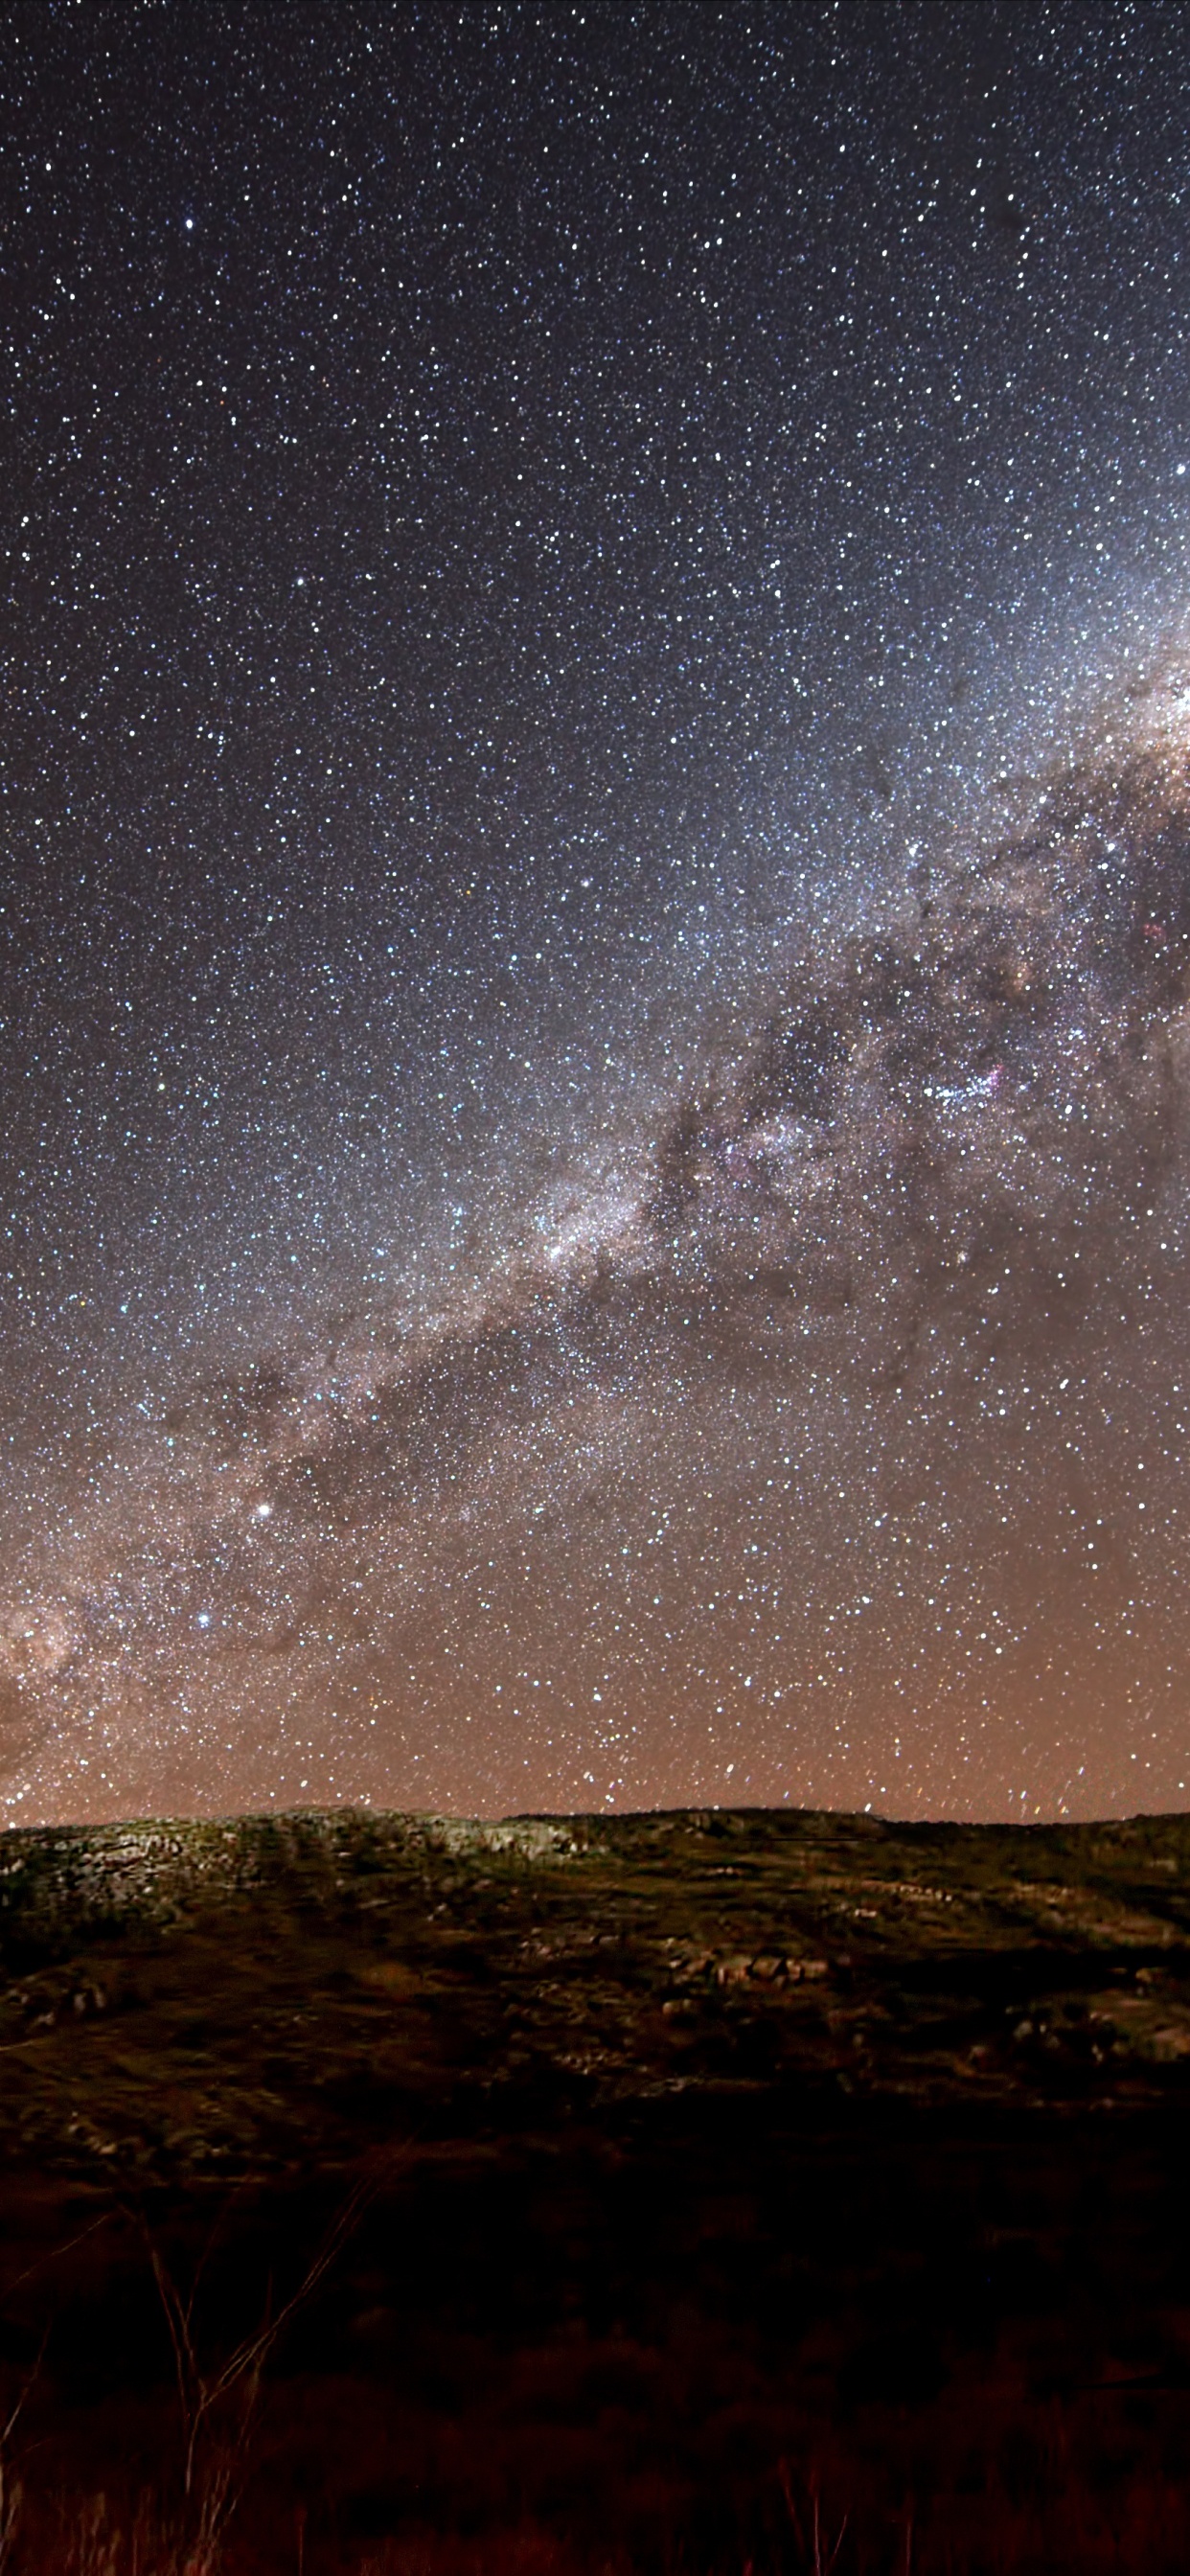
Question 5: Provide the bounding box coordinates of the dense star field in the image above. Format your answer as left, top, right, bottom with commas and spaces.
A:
4, 5, 1190, 1826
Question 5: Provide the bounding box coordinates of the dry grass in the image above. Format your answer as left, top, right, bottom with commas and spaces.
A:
0, 2446, 1186, 2576
2, 1809, 1189, 2572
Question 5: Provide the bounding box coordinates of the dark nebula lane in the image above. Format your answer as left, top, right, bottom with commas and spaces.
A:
5, 8, 1190, 1825
7, 671, 1190, 1825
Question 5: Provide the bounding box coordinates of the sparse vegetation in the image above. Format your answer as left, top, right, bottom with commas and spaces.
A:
0, 1806, 1187, 2569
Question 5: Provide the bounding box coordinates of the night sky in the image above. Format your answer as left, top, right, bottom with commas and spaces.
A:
5, 4, 1190, 1828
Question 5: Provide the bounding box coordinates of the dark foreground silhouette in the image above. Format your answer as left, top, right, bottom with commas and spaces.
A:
0, 1804, 1189, 2570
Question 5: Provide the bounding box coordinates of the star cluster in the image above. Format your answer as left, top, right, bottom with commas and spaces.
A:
4, 6, 1190, 1824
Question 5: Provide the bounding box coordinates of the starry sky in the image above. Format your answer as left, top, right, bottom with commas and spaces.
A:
5, 3, 1190, 1828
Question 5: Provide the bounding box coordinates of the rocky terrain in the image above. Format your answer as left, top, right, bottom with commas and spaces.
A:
0, 1805, 1189, 2569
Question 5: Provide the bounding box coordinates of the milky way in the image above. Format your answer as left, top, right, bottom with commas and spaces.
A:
5, 8, 1190, 1824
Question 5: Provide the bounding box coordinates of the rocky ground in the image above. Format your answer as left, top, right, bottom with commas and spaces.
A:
0, 1805, 1189, 2569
